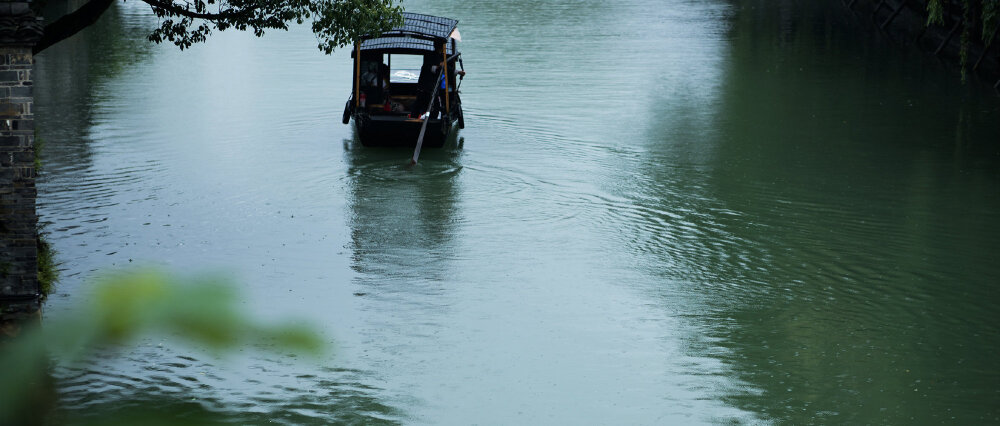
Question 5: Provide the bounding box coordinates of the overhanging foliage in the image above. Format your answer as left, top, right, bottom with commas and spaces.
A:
33, 0, 403, 55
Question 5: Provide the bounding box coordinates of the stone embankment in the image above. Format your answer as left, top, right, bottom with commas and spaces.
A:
0, 1, 42, 338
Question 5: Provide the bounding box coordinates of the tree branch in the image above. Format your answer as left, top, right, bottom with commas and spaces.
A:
140, 0, 256, 21
33, 0, 116, 55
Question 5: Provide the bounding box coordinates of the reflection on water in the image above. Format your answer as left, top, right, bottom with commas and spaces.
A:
31, 0, 1000, 423
343, 141, 464, 388
346, 143, 462, 282
689, 1, 1000, 423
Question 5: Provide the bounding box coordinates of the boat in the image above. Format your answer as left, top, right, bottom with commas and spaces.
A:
342, 12, 465, 148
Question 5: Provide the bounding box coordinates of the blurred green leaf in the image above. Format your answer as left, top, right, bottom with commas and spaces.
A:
0, 269, 326, 424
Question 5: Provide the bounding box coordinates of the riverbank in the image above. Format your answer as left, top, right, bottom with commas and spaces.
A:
845, 0, 999, 88
735, 0, 999, 91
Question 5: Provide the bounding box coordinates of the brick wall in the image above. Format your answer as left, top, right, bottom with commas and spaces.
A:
0, 2, 42, 334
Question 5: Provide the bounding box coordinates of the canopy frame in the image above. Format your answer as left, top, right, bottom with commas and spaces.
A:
352, 12, 459, 57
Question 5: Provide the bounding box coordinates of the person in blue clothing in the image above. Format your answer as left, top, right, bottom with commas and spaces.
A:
412, 55, 465, 118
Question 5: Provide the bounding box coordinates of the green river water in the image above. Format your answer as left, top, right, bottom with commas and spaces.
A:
33, 0, 1000, 423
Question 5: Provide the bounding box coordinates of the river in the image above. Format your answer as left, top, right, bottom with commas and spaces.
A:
34, 0, 1000, 424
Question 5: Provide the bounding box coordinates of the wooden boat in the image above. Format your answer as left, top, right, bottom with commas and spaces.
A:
343, 13, 465, 148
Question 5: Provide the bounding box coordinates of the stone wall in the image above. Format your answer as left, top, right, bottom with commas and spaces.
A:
0, 1, 42, 336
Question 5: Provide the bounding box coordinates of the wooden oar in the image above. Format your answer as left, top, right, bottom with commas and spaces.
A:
411, 69, 443, 165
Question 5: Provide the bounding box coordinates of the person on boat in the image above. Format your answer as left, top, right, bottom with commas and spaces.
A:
434, 63, 464, 118
433, 61, 466, 89
360, 60, 391, 104
412, 56, 439, 118
378, 62, 392, 108
412, 56, 465, 118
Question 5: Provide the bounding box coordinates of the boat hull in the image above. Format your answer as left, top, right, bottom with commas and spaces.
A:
353, 114, 455, 148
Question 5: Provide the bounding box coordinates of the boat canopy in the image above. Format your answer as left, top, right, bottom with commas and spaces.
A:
353, 13, 459, 56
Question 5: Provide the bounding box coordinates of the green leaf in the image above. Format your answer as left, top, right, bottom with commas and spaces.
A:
0, 269, 327, 424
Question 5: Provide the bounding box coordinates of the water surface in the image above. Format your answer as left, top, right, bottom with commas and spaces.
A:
34, 0, 1000, 424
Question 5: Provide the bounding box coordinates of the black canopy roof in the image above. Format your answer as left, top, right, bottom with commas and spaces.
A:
355, 13, 459, 56
360, 36, 455, 55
